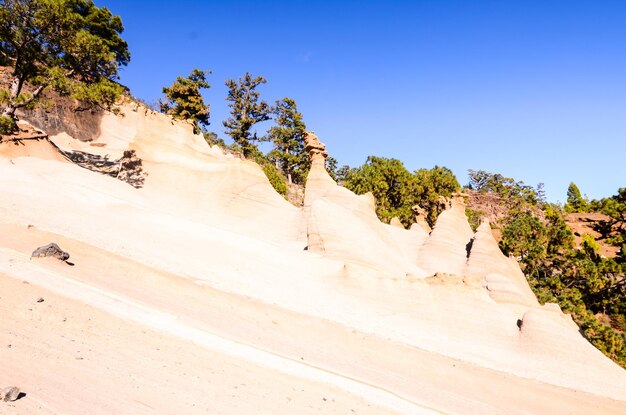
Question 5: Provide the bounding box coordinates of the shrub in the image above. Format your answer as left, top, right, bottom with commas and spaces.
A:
0, 115, 16, 135
466, 208, 486, 231
262, 163, 288, 197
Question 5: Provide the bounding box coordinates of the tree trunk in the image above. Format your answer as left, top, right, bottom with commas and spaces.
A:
2, 76, 24, 119
9, 76, 22, 99
2, 76, 46, 120
1, 103, 16, 119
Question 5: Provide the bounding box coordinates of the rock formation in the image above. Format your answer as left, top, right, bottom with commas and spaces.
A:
415, 192, 474, 276
0, 106, 624, 414
411, 204, 431, 233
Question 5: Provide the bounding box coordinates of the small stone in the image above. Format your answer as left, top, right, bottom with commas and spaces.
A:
36, 297, 44, 303
1, 386, 20, 402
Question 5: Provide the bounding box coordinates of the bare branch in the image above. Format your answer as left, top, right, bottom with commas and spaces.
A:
0, 49, 17, 62
12, 84, 46, 109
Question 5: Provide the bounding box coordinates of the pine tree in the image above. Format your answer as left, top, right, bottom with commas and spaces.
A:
223, 72, 271, 157
0, 0, 130, 132
414, 166, 460, 226
160, 69, 210, 134
566, 182, 588, 212
343, 156, 418, 226
267, 98, 308, 184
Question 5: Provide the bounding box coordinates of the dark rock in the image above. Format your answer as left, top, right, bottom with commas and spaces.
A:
31, 243, 70, 262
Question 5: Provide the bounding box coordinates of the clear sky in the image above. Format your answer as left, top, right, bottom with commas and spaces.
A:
99, 0, 625, 202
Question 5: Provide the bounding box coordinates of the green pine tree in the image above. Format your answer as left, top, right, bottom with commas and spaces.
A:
343, 156, 418, 226
223, 72, 271, 157
566, 182, 588, 212
0, 0, 130, 132
160, 69, 210, 134
413, 166, 460, 226
267, 97, 308, 184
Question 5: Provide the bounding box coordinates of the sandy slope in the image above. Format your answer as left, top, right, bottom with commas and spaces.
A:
2, 225, 625, 415
1, 106, 626, 414
0, 273, 405, 415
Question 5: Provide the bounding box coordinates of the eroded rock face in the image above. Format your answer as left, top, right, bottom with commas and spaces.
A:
20, 95, 104, 142
416, 196, 474, 276
62, 149, 147, 188
467, 220, 539, 307
304, 131, 328, 162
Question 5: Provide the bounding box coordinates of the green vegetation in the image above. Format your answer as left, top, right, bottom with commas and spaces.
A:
470, 171, 626, 368
0, 113, 15, 134
267, 97, 309, 185
203, 131, 226, 148
156, 70, 306, 198
325, 156, 340, 182
592, 188, 626, 263
465, 207, 486, 231
0, 0, 130, 129
343, 156, 419, 226
341, 157, 459, 228
565, 182, 589, 213
413, 166, 460, 226
160, 69, 210, 134
223, 72, 271, 158
467, 169, 543, 214
500, 212, 548, 273
261, 162, 288, 197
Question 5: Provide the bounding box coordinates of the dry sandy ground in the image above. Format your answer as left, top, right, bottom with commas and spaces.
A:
0, 273, 405, 415
1, 223, 625, 415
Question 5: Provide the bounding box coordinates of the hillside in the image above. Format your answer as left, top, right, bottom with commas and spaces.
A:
565, 212, 621, 258
466, 188, 621, 259
1, 102, 626, 414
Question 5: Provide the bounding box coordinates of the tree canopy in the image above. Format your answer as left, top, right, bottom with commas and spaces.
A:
0, 0, 130, 132
413, 166, 460, 226
160, 68, 210, 134
468, 169, 543, 208
479, 177, 626, 368
342, 157, 459, 227
565, 182, 588, 213
266, 97, 308, 184
223, 72, 271, 157
343, 156, 417, 226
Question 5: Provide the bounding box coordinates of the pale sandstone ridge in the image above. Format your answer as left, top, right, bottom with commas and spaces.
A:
303, 131, 423, 275
416, 193, 474, 276
0, 107, 625, 415
467, 220, 539, 307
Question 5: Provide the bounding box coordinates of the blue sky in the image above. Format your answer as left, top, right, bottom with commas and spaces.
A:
100, 0, 626, 202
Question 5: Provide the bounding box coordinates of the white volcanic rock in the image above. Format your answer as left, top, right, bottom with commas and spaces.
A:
0, 107, 624, 414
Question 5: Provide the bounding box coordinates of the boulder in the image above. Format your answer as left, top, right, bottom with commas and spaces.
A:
31, 243, 70, 262
1, 386, 20, 402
